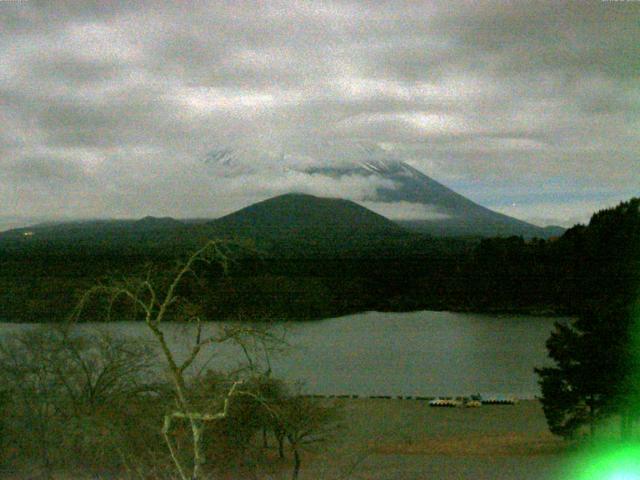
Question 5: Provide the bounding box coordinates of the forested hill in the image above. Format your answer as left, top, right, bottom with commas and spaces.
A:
0, 198, 637, 322
208, 193, 406, 239
555, 198, 640, 310
0, 217, 206, 255
443, 198, 640, 315
204, 193, 423, 256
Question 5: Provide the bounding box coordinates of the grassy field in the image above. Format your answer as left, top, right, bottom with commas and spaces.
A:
301, 399, 571, 480
3, 399, 574, 480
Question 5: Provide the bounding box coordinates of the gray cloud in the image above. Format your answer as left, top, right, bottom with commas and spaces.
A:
359, 201, 450, 221
0, 0, 638, 226
7, 155, 87, 182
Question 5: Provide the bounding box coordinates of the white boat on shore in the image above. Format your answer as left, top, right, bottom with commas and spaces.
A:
481, 395, 518, 405
429, 397, 463, 407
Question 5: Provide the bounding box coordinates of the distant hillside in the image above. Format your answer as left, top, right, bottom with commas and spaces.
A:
0, 216, 49, 233
0, 217, 202, 255
205, 193, 419, 255
0, 194, 424, 257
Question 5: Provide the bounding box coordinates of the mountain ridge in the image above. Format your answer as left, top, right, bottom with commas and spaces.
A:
204, 192, 419, 255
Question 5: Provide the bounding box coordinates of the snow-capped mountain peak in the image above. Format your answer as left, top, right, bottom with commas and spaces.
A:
200, 143, 561, 237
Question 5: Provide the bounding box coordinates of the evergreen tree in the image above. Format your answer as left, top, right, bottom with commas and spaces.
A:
535, 303, 631, 438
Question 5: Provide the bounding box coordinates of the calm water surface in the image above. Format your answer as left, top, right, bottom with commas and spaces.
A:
0, 311, 563, 398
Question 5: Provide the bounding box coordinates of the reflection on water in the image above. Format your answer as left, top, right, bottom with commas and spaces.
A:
0, 311, 563, 398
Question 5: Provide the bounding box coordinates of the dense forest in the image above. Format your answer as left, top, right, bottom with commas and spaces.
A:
0, 198, 637, 323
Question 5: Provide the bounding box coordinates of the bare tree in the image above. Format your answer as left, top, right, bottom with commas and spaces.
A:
73, 240, 278, 480
0, 328, 62, 477
278, 396, 340, 480
0, 325, 160, 478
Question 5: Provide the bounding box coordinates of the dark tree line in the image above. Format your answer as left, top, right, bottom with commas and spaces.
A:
1, 198, 638, 323
535, 198, 640, 439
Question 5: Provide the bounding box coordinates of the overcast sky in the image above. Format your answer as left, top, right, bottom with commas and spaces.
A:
1, 0, 639, 228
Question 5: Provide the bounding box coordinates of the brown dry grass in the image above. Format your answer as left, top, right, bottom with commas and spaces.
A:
306, 399, 571, 479
370, 431, 564, 457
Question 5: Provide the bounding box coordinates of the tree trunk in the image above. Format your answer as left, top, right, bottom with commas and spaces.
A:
273, 430, 284, 460
291, 446, 301, 480
277, 432, 285, 459
191, 420, 205, 480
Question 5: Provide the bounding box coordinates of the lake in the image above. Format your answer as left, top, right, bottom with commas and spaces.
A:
0, 310, 564, 399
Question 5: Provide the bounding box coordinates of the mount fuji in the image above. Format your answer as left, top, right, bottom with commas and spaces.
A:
204, 145, 564, 239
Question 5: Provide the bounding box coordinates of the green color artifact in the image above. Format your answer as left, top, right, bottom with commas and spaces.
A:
572, 443, 640, 480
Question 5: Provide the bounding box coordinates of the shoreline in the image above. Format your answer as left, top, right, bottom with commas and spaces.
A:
0, 304, 572, 324
300, 394, 534, 401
